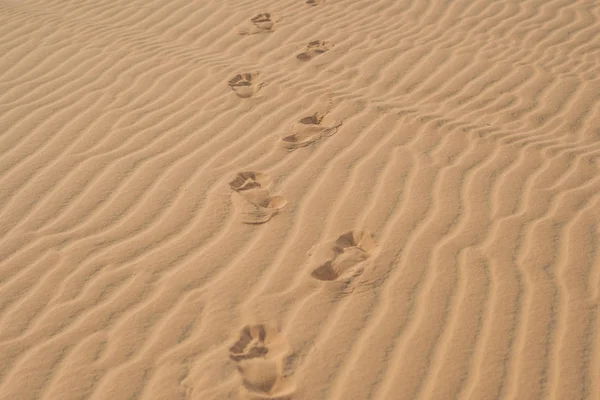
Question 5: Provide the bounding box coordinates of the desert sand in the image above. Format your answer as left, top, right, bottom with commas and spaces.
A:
1, 0, 600, 399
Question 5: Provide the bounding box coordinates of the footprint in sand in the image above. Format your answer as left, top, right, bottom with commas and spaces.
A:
310, 230, 377, 281
229, 172, 286, 224
281, 111, 342, 150
296, 40, 333, 61
229, 73, 268, 98
236, 191, 287, 225
238, 13, 277, 35
229, 324, 287, 361
306, 0, 321, 5
229, 324, 296, 399
229, 171, 273, 192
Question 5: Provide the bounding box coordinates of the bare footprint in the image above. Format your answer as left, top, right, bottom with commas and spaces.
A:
236, 190, 287, 224
238, 13, 277, 35
229, 172, 286, 224
251, 13, 274, 31
229, 324, 270, 362
280, 125, 341, 150
281, 112, 342, 150
229, 325, 296, 399
229, 171, 273, 192
296, 40, 333, 61
229, 73, 268, 98
310, 230, 376, 281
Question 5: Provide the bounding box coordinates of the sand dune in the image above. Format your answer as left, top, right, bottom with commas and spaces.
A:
1, 0, 599, 399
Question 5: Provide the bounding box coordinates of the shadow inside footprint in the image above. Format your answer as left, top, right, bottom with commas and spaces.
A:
311, 230, 376, 281
296, 40, 333, 61
251, 13, 274, 31
238, 191, 287, 224
238, 359, 280, 394
229, 172, 286, 224
229, 324, 296, 398
229, 325, 269, 362
299, 114, 322, 125
229, 171, 273, 192
306, 0, 321, 5
281, 112, 342, 150
228, 73, 267, 98
239, 13, 276, 35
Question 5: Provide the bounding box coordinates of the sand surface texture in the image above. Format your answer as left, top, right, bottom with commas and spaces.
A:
1, 0, 600, 399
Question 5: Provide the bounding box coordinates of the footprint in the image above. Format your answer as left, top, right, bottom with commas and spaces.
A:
229, 171, 273, 192
306, 0, 321, 5
229, 73, 268, 98
281, 112, 342, 150
310, 230, 376, 281
229, 324, 271, 362
238, 359, 280, 395
236, 190, 287, 224
229, 324, 296, 399
237, 358, 296, 399
251, 13, 275, 31
239, 13, 277, 35
229, 172, 286, 224
296, 40, 333, 61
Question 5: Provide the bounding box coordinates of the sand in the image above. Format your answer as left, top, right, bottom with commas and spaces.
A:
1, 0, 600, 399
